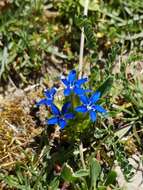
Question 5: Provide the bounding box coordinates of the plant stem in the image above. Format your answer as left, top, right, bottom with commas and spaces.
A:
79, 140, 86, 169
78, 0, 89, 79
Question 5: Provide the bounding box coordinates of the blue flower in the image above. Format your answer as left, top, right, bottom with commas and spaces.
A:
61, 70, 90, 96
47, 102, 74, 129
75, 92, 107, 122
36, 87, 56, 107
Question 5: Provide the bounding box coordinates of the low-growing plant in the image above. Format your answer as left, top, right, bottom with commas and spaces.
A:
1, 69, 136, 189
1, 1, 143, 189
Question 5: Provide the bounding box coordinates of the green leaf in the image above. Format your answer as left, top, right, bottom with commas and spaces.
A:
97, 186, 106, 190
79, 0, 100, 11
90, 158, 101, 190
0, 46, 8, 78
115, 125, 132, 139
49, 177, 60, 190
3, 175, 25, 190
97, 76, 114, 97
76, 15, 97, 50
61, 164, 89, 183
74, 169, 89, 178
104, 170, 117, 186
61, 163, 76, 182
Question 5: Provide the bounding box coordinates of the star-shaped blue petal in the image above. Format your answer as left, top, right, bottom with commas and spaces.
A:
61, 70, 90, 96
75, 92, 106, 122
36, 87, 56, 107
47, 102, 74, 129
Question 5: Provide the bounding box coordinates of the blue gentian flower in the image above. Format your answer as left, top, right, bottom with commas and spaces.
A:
47, 102, 74, 129
36, 87, 56, 106
75, 92, 106, 122
61, 70, 90, 96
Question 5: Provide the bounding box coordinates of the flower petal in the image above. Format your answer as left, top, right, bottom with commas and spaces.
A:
59, 119, 67, 129
61, 102, 71, 114
45, 88, 56, 98
47, 117, 58, 125
89, 111, 97, 122
74, 87, 86, 95
64, 88, 71, 96
75, 78, 88, 87
68, 70, 76, 83
36, 98, 52, 106
50, 87, 57, 96
75, 105, 87, 113
90, 91, 101, 103
85, 89, 92, 93
93, 105, 106, 113
61, 77, 69, 87
51, 104, 60, 116
79, 95, 89, 104
44, 90, 50, 98
64, 113, 74, 120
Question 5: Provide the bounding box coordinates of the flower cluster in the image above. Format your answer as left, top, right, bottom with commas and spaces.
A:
37, 70, 106, 129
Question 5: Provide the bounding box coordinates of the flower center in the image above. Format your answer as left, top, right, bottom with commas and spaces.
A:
87, 104, 92, 110
70, 85, 74, 89
69, 82, 75, 89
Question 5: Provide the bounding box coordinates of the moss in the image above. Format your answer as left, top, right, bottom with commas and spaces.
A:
0, 88, 44, 172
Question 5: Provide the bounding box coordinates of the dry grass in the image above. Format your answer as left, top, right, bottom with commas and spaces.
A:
0, 88, 44, 172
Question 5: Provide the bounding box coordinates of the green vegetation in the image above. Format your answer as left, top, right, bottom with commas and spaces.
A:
0, 0, 143, 189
